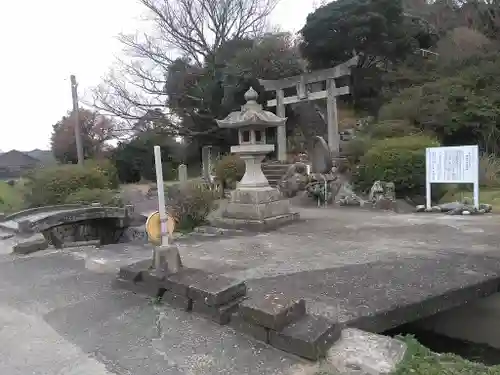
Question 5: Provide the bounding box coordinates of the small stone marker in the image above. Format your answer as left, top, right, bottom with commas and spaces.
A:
178, 164, 188, 182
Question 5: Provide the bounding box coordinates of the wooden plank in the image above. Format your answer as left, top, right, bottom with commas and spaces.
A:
259, 56, 359, 91
266, 86, 350, 108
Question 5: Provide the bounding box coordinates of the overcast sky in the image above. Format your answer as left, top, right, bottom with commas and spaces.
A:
0, 0, 318, 152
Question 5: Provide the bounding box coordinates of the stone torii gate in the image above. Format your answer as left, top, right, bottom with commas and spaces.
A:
259, 56, 359, 161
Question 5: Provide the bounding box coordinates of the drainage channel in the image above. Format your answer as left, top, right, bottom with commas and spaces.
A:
384, 323, 500, 366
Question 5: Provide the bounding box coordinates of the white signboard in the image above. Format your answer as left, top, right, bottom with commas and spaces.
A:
425, 145, 479, 209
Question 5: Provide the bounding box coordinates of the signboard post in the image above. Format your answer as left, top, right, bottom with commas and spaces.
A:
425, 145, 479, 209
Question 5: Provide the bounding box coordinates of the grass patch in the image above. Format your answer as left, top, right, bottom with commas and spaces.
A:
315, 335, 500, 375
0, 181, 26, 213
393, 335, 500, 375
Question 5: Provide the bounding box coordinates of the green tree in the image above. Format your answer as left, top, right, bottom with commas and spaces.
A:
379, 53, 500, 153
163, 32, 305, 148
301, 0, 433, 70
300, 0, 436, 114
112, 129, 183, 183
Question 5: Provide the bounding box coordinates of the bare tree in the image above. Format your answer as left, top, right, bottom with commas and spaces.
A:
93, 0, 279, 135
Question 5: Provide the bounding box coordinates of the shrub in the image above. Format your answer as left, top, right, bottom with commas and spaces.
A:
85, 159, 120, 189
352, 135, 440, 197
165, 181, 216, 231
24, 164, 116, 207
65, 188, 124, 206
214, 154, 245, 189
367, 120, 420, 139
343, 135, 372, 167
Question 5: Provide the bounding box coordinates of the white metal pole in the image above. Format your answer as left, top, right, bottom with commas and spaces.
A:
154, 146, 169, 247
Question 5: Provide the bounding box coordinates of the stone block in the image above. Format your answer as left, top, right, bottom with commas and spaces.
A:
12, 233, 48, 254
113, 278, 150, 295
211, 212, 300, 232
230, 313, 269, 343
269, 314, 342, 361
163, 268, 211, 296
223, 199, 291, 220
192, 298, 243, 325
118, 259, 153, 282
230, 188, 282, 204
239, 295, 306, 331
188, 273, 246, 306
160, 290, 193, 311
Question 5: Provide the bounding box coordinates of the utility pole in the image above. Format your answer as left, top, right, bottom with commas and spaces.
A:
70, 75, 84, 165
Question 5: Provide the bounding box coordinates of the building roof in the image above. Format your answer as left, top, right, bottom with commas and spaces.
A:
0, 150, 40, 168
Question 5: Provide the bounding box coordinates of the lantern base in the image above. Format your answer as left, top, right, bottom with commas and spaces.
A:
211, 186, 300, 231
210, 212, 300, 232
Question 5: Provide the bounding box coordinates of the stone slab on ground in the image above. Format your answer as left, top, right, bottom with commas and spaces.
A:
159, 290, 193, 311
192, 297, 244, 325
12, 233, 49, 254
230, 312, 270, 343
177, 209, 500, 332
188, 273, 247, 306
269, 314, 342, 361
163, 268, 210, 296
118, 258, 152, 282
239, 294, 306, 331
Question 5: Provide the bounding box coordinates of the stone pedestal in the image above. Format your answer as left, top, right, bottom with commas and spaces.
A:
211, 187, 299, 231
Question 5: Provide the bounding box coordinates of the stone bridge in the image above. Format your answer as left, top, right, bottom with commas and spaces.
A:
0, 204, 146, 253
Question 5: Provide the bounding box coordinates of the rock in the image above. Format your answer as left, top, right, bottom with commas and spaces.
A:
311, 136, 333, 174
438, 201, 465, 212
431, 206, 442, 213
424, 208, 433, 213
447, 207, 463, 215
462, 210, 471, 215
12, 233, 49, 254
416, 205, 426, 212
368, 181, 384, 202
325, 329, 406, 375
480, 203, 493, 213
278, 163, 309, 198
479, 209, 486, 214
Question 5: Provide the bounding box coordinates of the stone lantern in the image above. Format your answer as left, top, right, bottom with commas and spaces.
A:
212, 87, 299, 230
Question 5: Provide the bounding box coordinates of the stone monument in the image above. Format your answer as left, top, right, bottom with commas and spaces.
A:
211, 87, 299, 230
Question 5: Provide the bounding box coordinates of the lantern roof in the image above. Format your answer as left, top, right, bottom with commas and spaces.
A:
216, 87, 287, 129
